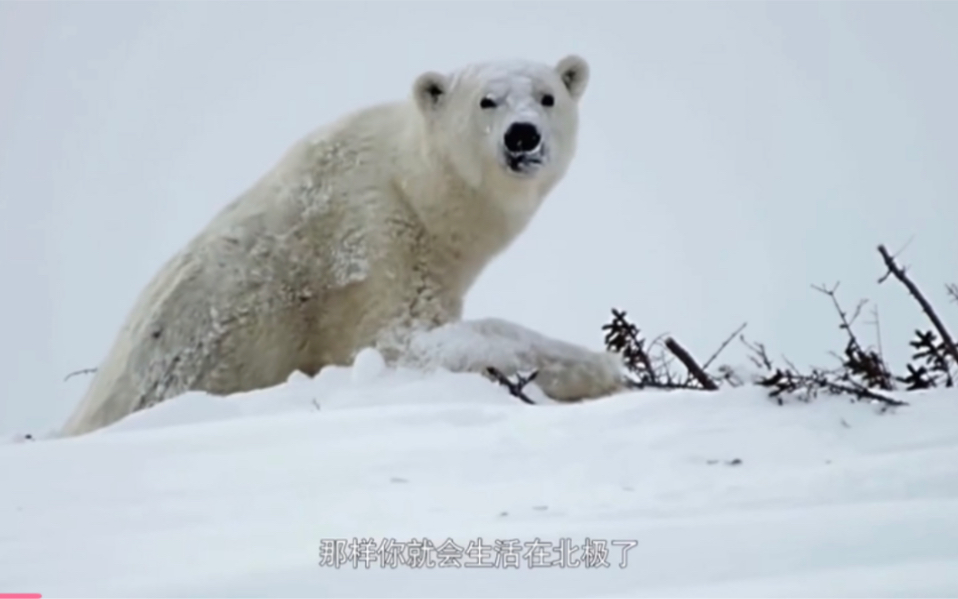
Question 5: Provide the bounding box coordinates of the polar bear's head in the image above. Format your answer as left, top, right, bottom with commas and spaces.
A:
412, 55, 589, 193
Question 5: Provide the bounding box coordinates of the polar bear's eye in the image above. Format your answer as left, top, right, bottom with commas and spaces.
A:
480, 97, 497, 109
541, 94, 555, 107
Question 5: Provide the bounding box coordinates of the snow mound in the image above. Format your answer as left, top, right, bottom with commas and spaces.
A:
2, 362, 957, 598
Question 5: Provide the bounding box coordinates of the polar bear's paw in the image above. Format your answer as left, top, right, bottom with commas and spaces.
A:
531, 349, 631, 402
398, 317, 631, 403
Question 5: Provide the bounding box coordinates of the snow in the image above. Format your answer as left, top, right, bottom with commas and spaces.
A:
350, 347, 388, 384
3, 363, 958, 598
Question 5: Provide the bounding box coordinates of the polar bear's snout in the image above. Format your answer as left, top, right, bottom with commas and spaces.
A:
502, 121, 546, 175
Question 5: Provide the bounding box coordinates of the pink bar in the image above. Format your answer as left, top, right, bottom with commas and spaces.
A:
0, 594, 42, 598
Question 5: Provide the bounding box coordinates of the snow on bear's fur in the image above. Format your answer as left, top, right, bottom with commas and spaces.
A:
60, 55, 629, 437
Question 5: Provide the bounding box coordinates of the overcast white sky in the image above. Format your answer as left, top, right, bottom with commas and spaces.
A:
1, 2, 957, 434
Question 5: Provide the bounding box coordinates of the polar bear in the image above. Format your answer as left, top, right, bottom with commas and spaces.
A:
60, 54, 629, 437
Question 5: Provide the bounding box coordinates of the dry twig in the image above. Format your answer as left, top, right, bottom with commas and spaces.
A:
64, 367, 97, 382
485, 367, 538, 405
813, 282, 894, 390
702, 322, 748, 372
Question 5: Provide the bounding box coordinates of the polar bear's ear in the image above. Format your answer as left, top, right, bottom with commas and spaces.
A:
555, 55, 590, 102
413, 71, 449, 114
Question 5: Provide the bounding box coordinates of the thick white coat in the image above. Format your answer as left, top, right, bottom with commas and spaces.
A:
60, 55, 627, 436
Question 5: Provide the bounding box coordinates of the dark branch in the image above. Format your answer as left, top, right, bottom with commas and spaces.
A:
877, 244, 958, 370
664, 337, 718, 390
602, 309, 658, 385
901, 329, 954, 388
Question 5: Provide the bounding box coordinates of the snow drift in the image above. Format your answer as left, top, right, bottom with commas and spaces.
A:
2, 360, 958, 598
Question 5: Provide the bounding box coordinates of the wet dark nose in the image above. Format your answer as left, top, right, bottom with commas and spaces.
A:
503, 122, 541, 153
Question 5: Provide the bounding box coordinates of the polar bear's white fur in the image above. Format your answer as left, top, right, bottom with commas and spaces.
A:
61, 55, 628, 437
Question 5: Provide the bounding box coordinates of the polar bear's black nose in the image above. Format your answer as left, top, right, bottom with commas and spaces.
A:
504, 122, 541, 153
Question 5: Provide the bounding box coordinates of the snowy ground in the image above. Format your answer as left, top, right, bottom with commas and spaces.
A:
3, 359, 958, 598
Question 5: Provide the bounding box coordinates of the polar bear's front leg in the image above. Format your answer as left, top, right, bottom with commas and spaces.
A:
399, 318, 629, 402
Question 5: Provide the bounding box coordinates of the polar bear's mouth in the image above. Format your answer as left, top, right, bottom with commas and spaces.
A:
505, 151, 545, 175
